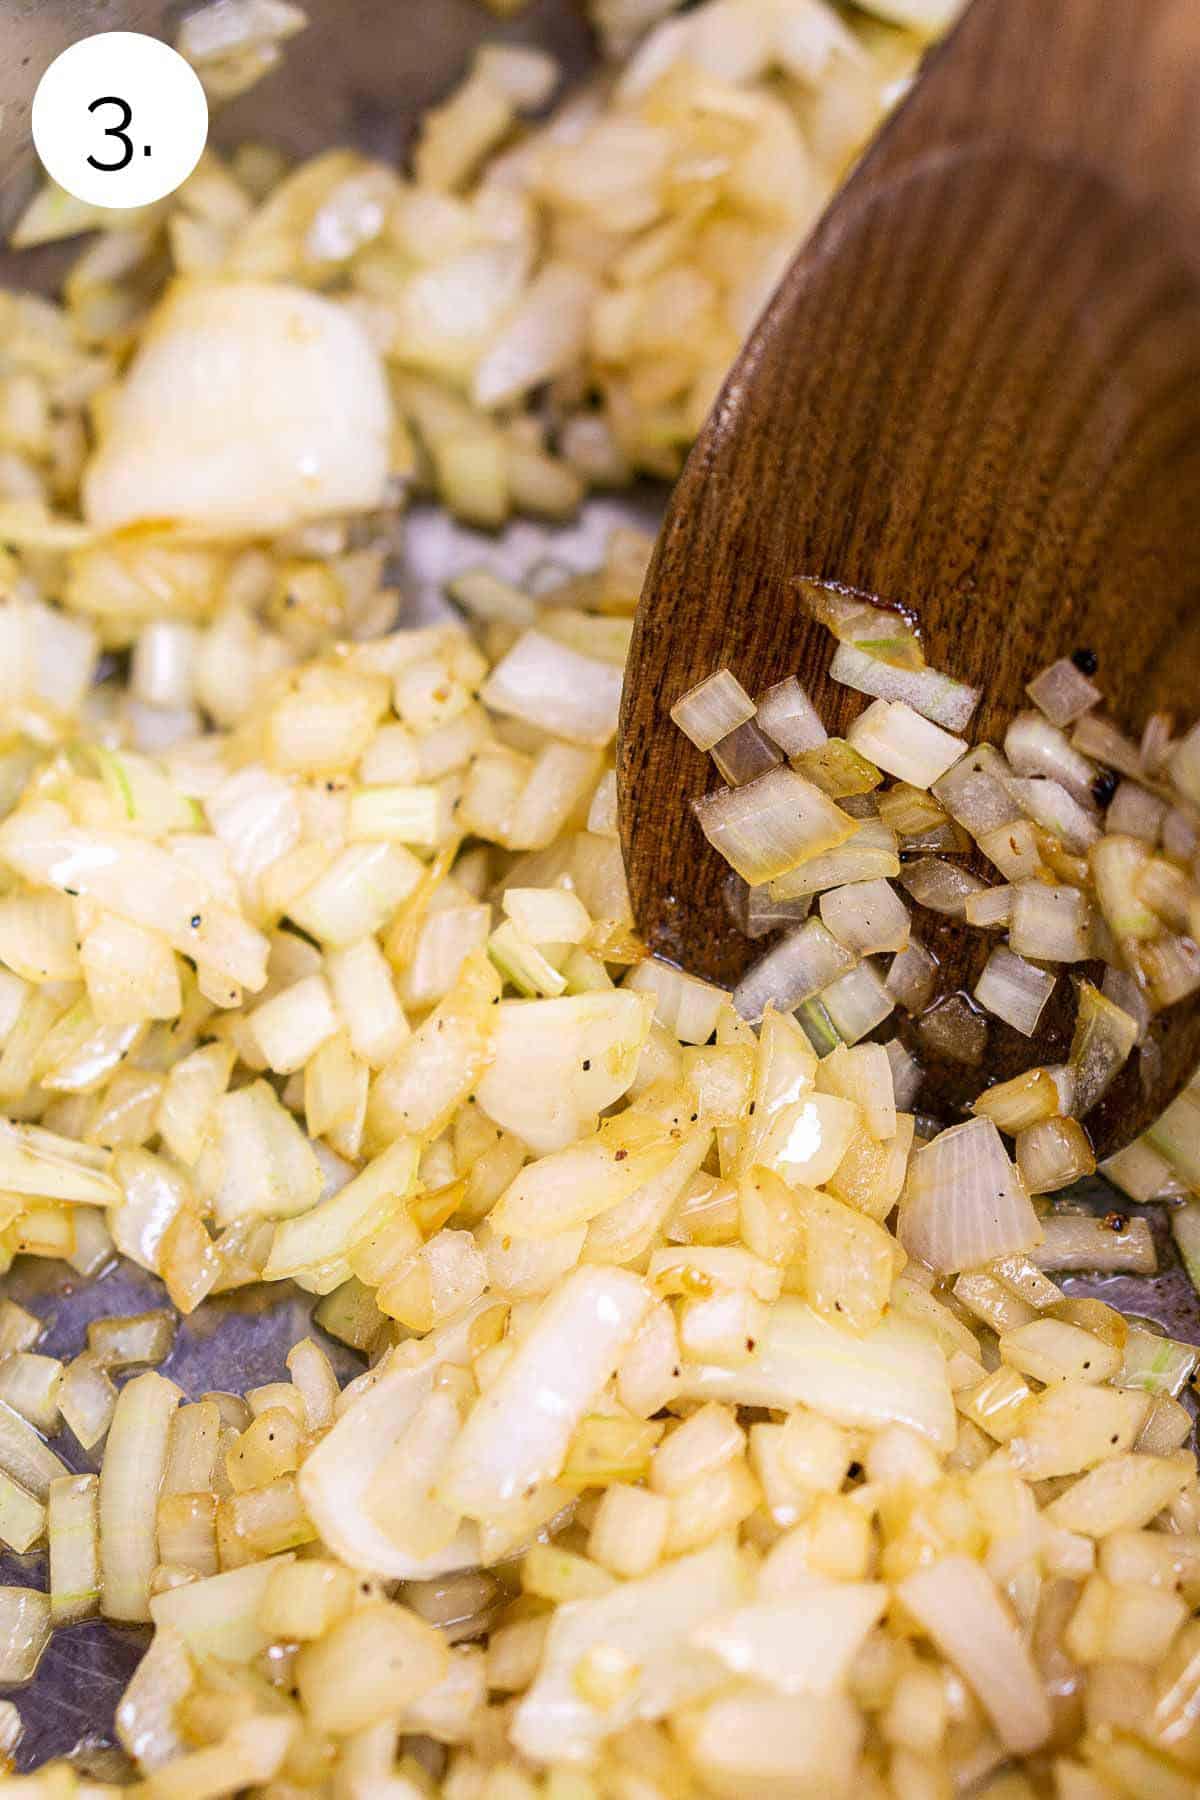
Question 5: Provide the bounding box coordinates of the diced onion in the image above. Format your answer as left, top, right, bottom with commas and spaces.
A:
481, 630, 622, 747
767, 818, 899, 899
1026, 658, 1101, 728
754, 677, 827, 756
900, 857, 987, 917
1008, 777, 1100, 853
711, 719, 783, 786
1009, 880, 1091, 962
1014, 1115, 1096, 1194
830, 642, 979, 732
886, 938, 938, 1014
626, 959, 726, 1044
693, 767, 855, 885
1033, 1210, 1155, 1274
819, 879, 910, 955
898, 1116, 1041, 1273
1004, 712, 1099, 807
731, 918, 854, 1024
898, 1557, 1051, 1755
669, 669, 756, 751
974, 946, 1056, 1036
846, 700, 966, 788
819, 962, 894, 1045
1070, 980, 1139, 1118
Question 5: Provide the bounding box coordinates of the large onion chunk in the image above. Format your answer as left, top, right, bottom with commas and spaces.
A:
83, 282, 393, 538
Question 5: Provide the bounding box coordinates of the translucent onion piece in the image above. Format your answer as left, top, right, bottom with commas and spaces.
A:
886, 938, 938, 1014
801, 583, 924, 669
768, 818, 899, 900
818, 879, 910, 956
1089, 834, 1159, 939
669, 669, 755, 752
933, 745, 1022, 835
898, 1116, 1041, 1273
1034, 1211, 1155, 1274
731, 918, 854, 1024
1071, 714, 1143, 780
1107, 780, 1166, 843
1004, 712, 1099, 807
974, 946, 1056, 1037
900, 857, 987, 917
439, 1267, 651, 1518
475, 990, 653, 1153
1026, 657, 1101, 728
884, 1038, 924, 1109
1009, 880, 1091, 962
84, 282, 393, 538
973, 1066, 1065, 1133
693, 767, 855, 885
846, 700, 966, 788
753, 677, 827, 756
0, 1587, 50, 1685
819, 961, 894, 1045
626, 959, 726, 1045
723, 873, 811, 940
711, 719, 782, 787
1070, 981, 1139, 1118
299, 1305, 489, 1580
481, 629, 622, 747
694, 1583, 887, 1695
962, 884, 1013, 929
1145, 1071, 1200, 1188
792, 738, 882, 799
978, 819, 1043, 881
1008, 777, 1100, 853
829, 641, 979, 731
511, 1539, 746, 1764
916, 993, 988, 1065
898, 1557, 1051, 1754
1100, 1134, 1179, 1203
1015, 1115, 1096, 1194
677, 1297, 955, 1449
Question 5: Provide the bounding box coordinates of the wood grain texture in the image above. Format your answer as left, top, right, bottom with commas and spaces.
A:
618, 0, 1200, 1155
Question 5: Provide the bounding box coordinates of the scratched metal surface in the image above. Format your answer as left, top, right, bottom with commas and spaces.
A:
1, 0, 1198, 1774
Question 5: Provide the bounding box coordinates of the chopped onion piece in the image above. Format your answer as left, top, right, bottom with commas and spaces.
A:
973, 1066, 1064, 1133
830, 642, 979, 731
847, 700, 966, 788
962, 885, 1013, 929
1070, 980, 1139, 1117
792, 738, 881, 799
1135, 932, 1200, 1007
1100, 1134, 1179, 1202
1145, 1071, 1200, 1187
1015, 1115, 1096, 1193
977, 819, 1043, 881
819, 962, 894, 1044
511, 1539, 746, 1764
481, 630, 622, 747
693, 767, 855, 884
1089, 834, 1160, 940
898, 1116, 1041, 1272
1005, 712, 1099, 807
1107, 780, 1166, 843
886, 938, 938, 1014
476, 990, 652, 1153
723, 874, 811, 940
767, 818, 899, 899
900, 857, 987, 916
1008, 778, 1100, 853
801, 583, 924, 669
877, 782, 952, 840
974, 946, 1056, 1036
626, 959, 725, 1045
883, 1037, 924, 1109
677, 1297, 955, 1449
669, 669, 755, 752
711, 719, 782, 786
1071, 714, 1143, 779
1009, 881, 1091, 962
440, 1267, 650, 1518
916, 993, 988, 1065
754, 677, 827, 756
819, 879, 910, 956
693, 1583, 887, 1695
732, 918, 854, 1024
933, 745, 1022, 833
1034, 1211, 1155, 1274
1027, 658, 1101, 728
0, 1588, 50, 1686
898, 1557, 1051, 1754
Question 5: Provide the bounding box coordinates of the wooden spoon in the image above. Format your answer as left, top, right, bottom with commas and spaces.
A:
618, 0, 1200, 1158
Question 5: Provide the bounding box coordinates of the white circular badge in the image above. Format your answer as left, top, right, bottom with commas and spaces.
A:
31, 31, 209, 210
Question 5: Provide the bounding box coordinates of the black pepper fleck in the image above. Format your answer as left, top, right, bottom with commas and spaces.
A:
1092, 769, 1119, 806
1072, 647, 1098, 676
